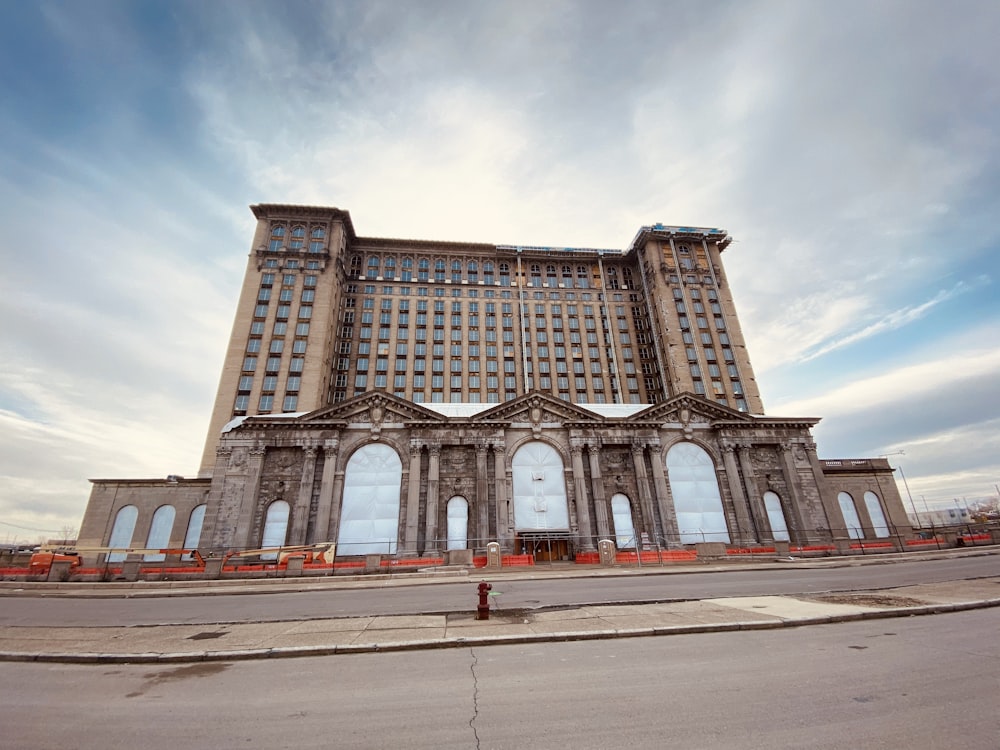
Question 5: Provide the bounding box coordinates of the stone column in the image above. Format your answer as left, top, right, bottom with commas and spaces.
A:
721, 443, 755, 544
779, 443, 808, 541
587, 443, 611, 538
404, 441, 422, 554
234, 446, 266, 549
631, 444, 656, 548
314, 439, 339, 542
803, 439, 841, 540
289, 445, 318, 545
570, 443, 595, 551
493, 442, 509, 548
737, 443, 767, 541
425, 445, 441, 554
476, 443, 489, 549
648, 444, 679, 544
329, 466, 346, 544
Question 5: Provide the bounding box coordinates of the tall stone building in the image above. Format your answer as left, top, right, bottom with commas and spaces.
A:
78, 204, 911, 561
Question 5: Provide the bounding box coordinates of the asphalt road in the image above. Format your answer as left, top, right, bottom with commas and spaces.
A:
2, 554, 997, 627
2, 608, 997, 749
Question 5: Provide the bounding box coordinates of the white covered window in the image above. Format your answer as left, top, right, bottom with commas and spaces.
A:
447, 497, 469, 550
667, 442, 730, 544
838, 492, 864, 539
338, 443, 402, 554
107, 505, 138, 563
182, 504, 206, 560
261, 500, 291, 559
763, 491, 790, 542
864, 491, 890, 538
611, 493, 637, 549
512, 441, 569, 531
144, 505, 176, 561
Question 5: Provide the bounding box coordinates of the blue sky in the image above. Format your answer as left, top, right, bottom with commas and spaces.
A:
2, 0, 999, 542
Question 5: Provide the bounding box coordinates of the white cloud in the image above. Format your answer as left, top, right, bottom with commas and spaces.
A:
798, 280, 984, 363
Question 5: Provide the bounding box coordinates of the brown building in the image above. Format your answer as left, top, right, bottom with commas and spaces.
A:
78, 205, 912, 561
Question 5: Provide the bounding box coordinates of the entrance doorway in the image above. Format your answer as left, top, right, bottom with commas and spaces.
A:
516, 534, 572, 561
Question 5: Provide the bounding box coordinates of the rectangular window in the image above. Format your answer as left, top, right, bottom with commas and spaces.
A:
259, 394, 274, 411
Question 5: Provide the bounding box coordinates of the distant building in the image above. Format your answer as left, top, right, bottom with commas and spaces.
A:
78, 205, 911, 560
912, 507, 972, 528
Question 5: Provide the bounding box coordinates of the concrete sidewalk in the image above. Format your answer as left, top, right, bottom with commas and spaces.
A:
2, 576, 998, 664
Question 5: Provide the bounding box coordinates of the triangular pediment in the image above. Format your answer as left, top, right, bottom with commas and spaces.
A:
628, 392, 755, 425
297, 391, 448, 425
471, 391, 605, 424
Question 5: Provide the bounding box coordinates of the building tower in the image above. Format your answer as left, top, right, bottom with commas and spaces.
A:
200, 206, 765, 475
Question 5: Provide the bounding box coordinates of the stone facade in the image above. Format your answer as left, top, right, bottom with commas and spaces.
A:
78, 206, 913, 561
81, 392, 911, 560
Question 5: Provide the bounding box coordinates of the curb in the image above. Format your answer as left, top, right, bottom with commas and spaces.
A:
4, 597, 998, 665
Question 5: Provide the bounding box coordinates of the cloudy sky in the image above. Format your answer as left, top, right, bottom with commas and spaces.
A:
2, 0, 998, 542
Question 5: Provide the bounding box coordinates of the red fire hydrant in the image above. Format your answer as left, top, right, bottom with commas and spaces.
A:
476, 580, 492, 620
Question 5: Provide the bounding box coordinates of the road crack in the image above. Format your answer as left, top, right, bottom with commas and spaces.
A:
469, 647, 482, 749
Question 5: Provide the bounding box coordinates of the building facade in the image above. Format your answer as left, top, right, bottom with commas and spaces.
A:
78, 205, 912, 560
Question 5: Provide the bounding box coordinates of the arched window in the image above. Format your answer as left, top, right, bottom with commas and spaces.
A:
864, 491, 890, 538
144, 505, 176, 561
107, 505, 138, 563
838, 492, 863, 539
762, 491, 790, 542
311, 227, 325, 239
511, 441, 569, 531
667, 442, 730, 543
261, 500, 291, 560
182, 504, 206, 560
611, 493, 636, 549
269, 225, 285, 252
447, 497, 469, 550
291, 226, 306, 238
338, 443, 402, 555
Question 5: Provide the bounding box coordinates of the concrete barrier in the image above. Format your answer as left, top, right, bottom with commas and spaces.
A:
445, 549, 473, 566
695, 542, 727, 559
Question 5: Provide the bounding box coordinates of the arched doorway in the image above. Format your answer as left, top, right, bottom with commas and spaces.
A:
610, 493, 637, 549
338, 443, 403, 555
512, 441, 571, 560
447, 496, 469, 550
261, 500, 290, 560
666, 442, 730, 544
762, 491, 790, 542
